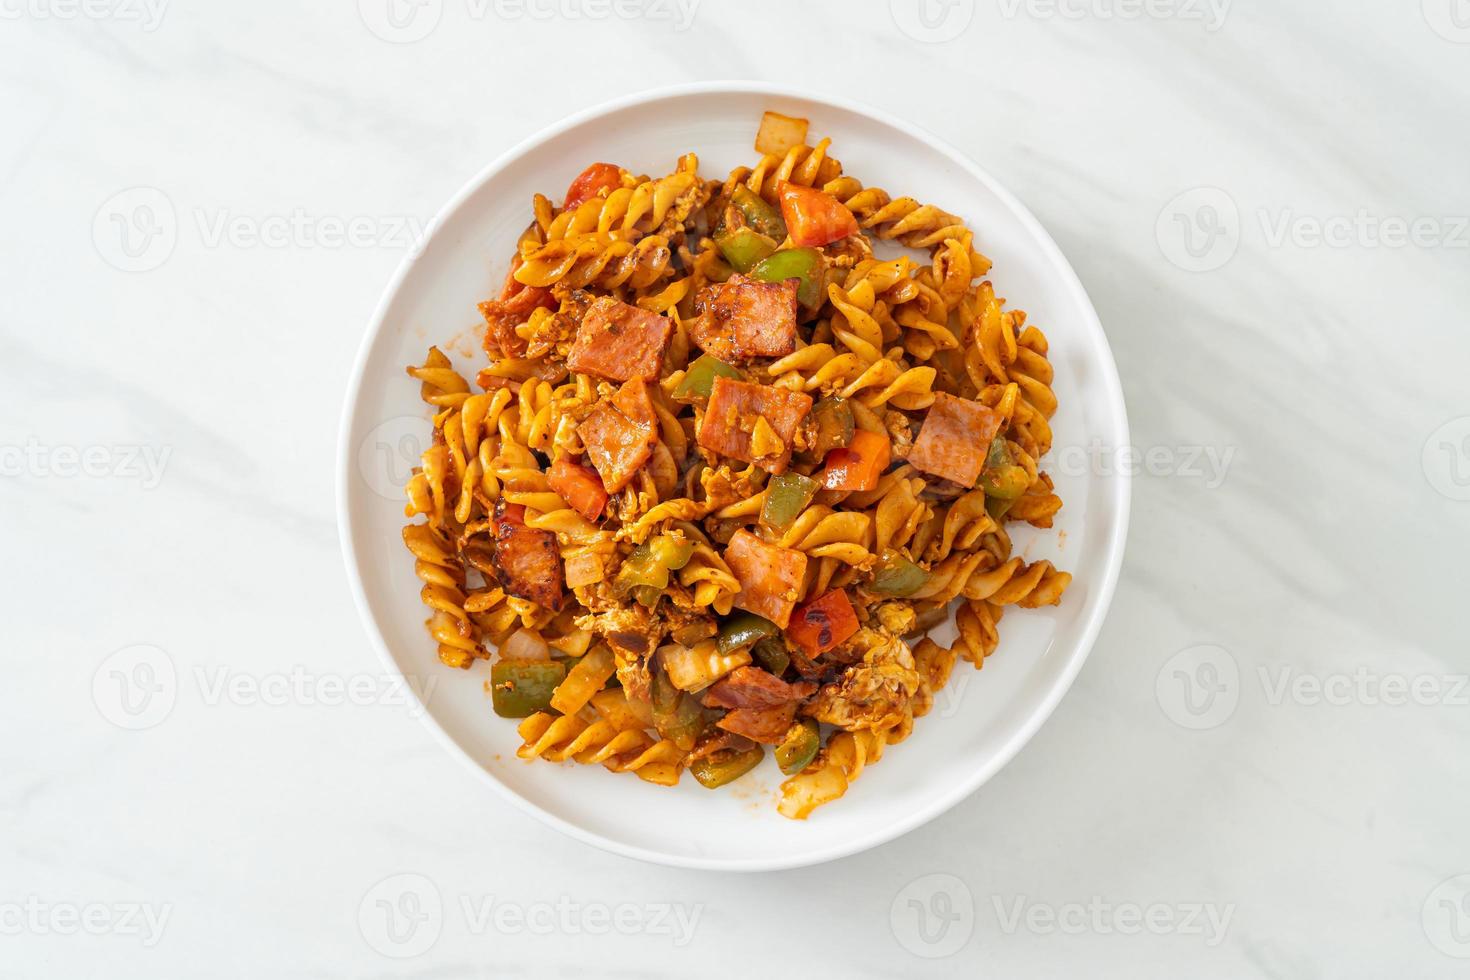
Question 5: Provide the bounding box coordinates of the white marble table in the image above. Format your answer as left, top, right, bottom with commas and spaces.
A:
3, 1, 1468, 976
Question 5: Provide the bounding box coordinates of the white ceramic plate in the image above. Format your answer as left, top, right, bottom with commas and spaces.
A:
338, 81, 1129, 871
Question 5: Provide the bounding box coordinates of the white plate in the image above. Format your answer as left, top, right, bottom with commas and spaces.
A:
337, 81, 1130, 871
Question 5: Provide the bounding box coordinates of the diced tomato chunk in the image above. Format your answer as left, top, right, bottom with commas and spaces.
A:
697, 377, 813, 474
820, 428, 891, 492
785, 589, 860, 656
907, 392, 1002, 488
548, 456, 608, 522
490, 500, 565, 611
576, 379, 659, 493
777, 183, 859, 248
563, 162, 624, 209
716, 702, 797, 744
692, 274, 799, 362
724, 530, 807, 628
566, 296, 673, 382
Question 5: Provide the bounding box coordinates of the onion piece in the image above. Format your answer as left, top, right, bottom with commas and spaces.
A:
500, 628, 550, 662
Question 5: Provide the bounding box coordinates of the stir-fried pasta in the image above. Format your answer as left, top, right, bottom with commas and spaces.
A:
398, 111, 1070, 817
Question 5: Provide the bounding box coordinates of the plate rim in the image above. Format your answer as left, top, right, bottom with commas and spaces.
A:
336, 79, 1132, 872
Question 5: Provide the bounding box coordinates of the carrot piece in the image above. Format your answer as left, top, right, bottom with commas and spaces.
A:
548, 456, 608, 522
820, 428, 891, 492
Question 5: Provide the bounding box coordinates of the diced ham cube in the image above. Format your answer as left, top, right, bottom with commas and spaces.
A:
490, 501, 565, 611
907, 392, 1002, 488
703, 666, 808, 709
566, 296, 673, 382
716, 702, 797, 744
480, 258, 557, 358
686, 310, 736, 362
576, 379, 659, 493
697, 377, 813, 474
694, 274, 799, 362
724, 529, 807, 628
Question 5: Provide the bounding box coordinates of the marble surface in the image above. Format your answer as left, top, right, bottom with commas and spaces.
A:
3, 1, 1468, 976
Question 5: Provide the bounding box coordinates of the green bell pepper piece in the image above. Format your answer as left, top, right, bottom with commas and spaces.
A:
729, 185, 787, 240
871, 549, 930, 597
751, 637, 790, 677
979, 436, 1029, 501
775, 718, 821, 776
615, 534, 696, 595
717, 612, 780, 655
689, 746, 765, 789
715, 227, 778, 273
751, 247, 825, 309
650, 671, 707, 752
986, 496, 1016, 522
490, 660, 567, 718
761, 472, 819, 531
802, 396, 854, 460
672, 354, 742, 404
